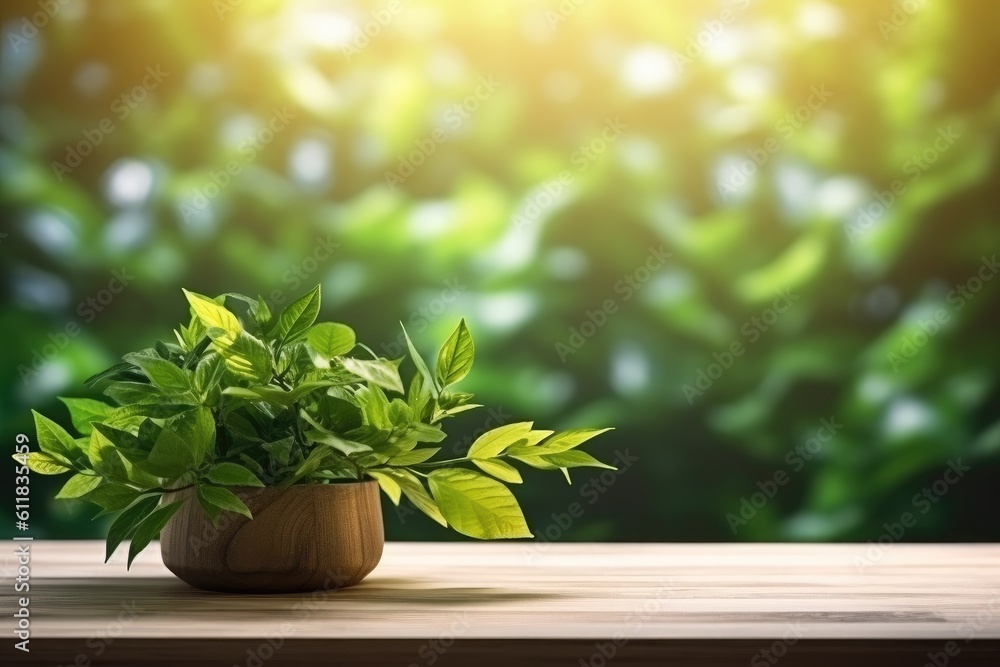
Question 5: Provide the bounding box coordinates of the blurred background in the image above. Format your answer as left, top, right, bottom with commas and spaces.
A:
2, 0, 998, 544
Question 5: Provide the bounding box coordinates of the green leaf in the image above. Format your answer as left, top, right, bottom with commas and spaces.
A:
220, 291, 256, 309
104, 381, 160, 405
184, 289, 271, 383
193, 354, 226, 395
539, 450, 616, 470
55, 473, 102, 499
388, 448, 440, 466
472, 458, 523, 484
340, 356, 405, 394
307, 322, 356, 358
84, 362, 138, 389
105, 495, 160, 562
434, 403, 484, 421
206, 462, 264, 487
506, 454, 559, 470
183, 289, 241, 340
367, 470, 402, 504
198, 486, 253, 519
105, 403, 195, 423
281, 446, 332, 487
168, 407, 216, 464
144, 429, 192, 479
91, 422, 145, 453
435, 319, 475, 388
304, 429, 372, 456
408, 390, 434, 425
127, 500, 184, 568
223, 381, 339, 407
438, 392, 475, 410
143, 409, 216, 480
32, 410, 81, 460
519, 428, 614, 455
239, 454, 266, 477
80, 483, 144, 511
467, 421, 533, 459
279, 341, 318, 376
387, 469, 447, 527
355, 384, 392, 430
223, 412, 261, 443
58, 398, 114, 436
262, 437, 294, 466
154, 339, 172, 358
219, 331, 273, 384
123, 352, 191, 394
254, 295, 273, 330
87, 429, 139, 482
401, 324, 439, 397
119, 454, 161, 488
16, 451, 72, 475
408, 422, 446, 443
433, 392, 480, 421
196, 486, 222, 525
387, 398, 414, 426
428, 469, 532, 539
270, 285, 321, 343
220, 387, 267, 403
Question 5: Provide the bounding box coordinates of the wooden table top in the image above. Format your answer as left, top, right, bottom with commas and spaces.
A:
4, 541, 999, 666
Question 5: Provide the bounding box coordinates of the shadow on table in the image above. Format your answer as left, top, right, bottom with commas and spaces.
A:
34, 576, 561, 618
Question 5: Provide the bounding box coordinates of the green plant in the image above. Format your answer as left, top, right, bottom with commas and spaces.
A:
15, 285, 613, 567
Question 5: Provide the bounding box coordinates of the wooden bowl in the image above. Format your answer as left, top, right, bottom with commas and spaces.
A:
160, 481, 383, 593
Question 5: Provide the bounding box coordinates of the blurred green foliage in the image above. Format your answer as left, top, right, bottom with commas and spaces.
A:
2, 0, 999, 543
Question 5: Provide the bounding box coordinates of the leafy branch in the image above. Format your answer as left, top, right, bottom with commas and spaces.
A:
16, 285, 614, 567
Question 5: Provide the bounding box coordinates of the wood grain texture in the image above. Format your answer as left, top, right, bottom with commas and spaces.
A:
3, 542, 998, 666
160, 481, 383, 592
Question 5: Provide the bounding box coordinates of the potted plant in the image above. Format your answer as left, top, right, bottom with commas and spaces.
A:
18, 285, 613, 592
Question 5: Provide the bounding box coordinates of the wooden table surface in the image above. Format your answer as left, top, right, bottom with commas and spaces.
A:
3, 541, 999, 666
